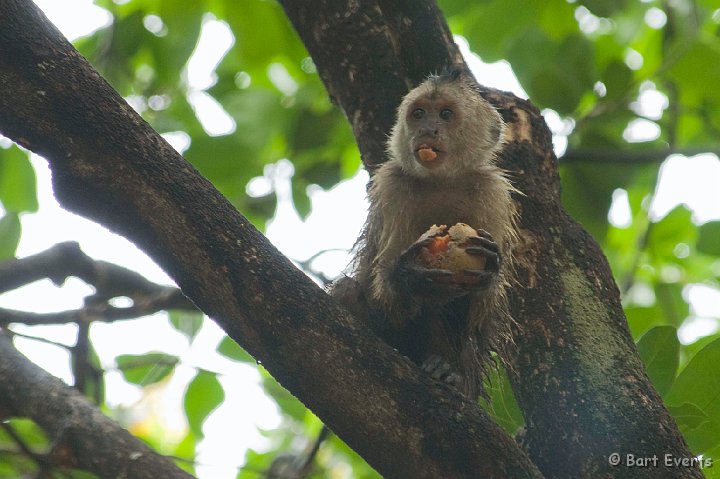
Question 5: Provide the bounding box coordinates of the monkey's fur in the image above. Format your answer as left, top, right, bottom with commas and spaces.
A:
332, 70, 518, 398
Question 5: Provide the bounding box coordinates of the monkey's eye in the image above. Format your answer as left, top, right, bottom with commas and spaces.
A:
440, 108, 454, 120
411, 108, 425, 120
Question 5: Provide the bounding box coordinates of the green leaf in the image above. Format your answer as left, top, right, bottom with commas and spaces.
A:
681, 333, 720, 368
184, 133, 264, 200
636, 326, 679, 397
184, 370, 224, 436
580, 0, 629, 17
654, 282, 690, 327
0, 213, 21, 260
601, 60, 634, 101
666, 337, 720, 452
216, 336, 254, 363
0, 146, 38, 213
668, 403, 720, 454
480, 367, 524, 435
702, 442, 720, 477
238, 448, 279, 479
537, 2, 579, 40
668, 39, 720, 105
173, 432, 197, 475
649, 205, 696, 261
669, 402, 710, 429
529, 66, 583, 115
697, 221, 720, 257
168, 311, 204, 341
462, 0, 541, 62
220, 0, 307, 71
116, 352, 178, 386
625, 305, 665, 338
152, 1, 205, 85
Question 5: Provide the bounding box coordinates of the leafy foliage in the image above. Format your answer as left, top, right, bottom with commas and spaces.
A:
116, 351, 179, 385
636, 325, 680, 397
184, 369, 225, 437
666, 337, 720, 454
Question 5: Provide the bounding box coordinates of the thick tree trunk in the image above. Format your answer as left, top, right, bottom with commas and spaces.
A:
0, 1, 540, 478
281, 1, 701, 478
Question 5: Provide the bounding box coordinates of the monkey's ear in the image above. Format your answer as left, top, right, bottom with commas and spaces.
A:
488, 120, 504, 145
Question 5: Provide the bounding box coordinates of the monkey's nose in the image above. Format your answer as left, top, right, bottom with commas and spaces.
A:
418, 126, 439, 137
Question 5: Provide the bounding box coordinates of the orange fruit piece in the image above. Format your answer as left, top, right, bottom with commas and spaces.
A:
427, 235, 451, 254
418, 147, 438, 162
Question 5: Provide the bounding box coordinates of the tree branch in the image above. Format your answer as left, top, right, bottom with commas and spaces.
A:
0, 241, 193, 305
561, 146, 719, 163
0, 293, 192, 327
0, 2, 540, 478
0, 332, 194, 478
0, 242, 196, 326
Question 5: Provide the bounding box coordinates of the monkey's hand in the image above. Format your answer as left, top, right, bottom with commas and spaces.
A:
463, 228, 501, 280
399, 227, 501, 298
397, 237, 472, 298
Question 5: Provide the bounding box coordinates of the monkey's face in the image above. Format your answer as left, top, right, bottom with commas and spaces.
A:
404, 93, 457, 171
389, 80, 504, 179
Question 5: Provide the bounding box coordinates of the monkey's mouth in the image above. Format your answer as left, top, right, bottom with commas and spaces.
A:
415, 144, 443, 164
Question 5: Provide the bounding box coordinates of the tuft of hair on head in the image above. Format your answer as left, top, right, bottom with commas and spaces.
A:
427, 65, 475, 87
421, 65, 486, 103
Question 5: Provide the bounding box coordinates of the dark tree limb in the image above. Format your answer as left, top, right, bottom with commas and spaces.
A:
561, 145, 719, 163
0, 290, 193, 326
0, 332, 194, 479
0, 241, 193, 304
0, 241, 196, 326
0, 2, 540, 478
280, 1, 700, 478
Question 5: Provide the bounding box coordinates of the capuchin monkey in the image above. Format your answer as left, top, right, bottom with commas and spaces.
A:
332, 69, 518, 398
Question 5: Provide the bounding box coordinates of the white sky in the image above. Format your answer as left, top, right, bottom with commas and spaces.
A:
3, 1, 720, 477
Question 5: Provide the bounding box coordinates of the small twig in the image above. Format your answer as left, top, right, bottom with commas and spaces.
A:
71, 315, 91, 397
293, 248, 349, 287
5, 329, 73, 349
297, 425, 331, 475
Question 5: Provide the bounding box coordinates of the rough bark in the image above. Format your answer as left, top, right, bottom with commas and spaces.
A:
0, 1, 540, 478
0, 332, 194, 479
489, 94, 701, 478
281, 1, 701, 478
